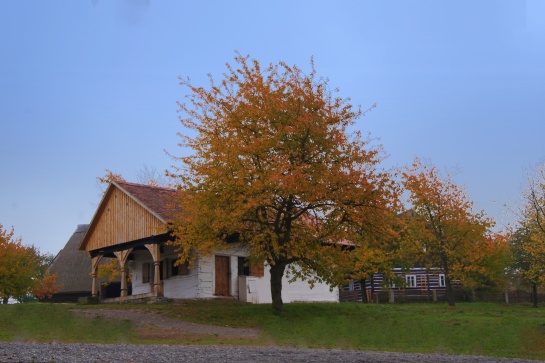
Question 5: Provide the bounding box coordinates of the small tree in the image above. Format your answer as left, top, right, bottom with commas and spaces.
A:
31, 271, 62, 301
509, 225, 543, 307
0, 224, 41, 303
169, 53, 398, 313
401, 158, 497, 306
510, 160, 545, 307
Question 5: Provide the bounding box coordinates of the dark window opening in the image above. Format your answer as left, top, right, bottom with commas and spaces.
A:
238, 257, 251, 276
170, 259, 189, 277
238, 257, 264, 277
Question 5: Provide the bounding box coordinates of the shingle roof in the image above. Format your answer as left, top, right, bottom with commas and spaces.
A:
114, 181, 180, 222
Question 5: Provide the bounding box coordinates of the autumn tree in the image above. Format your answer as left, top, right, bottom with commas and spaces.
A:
169, 53, 398, 313
0, 224, 41, 303
31, 270, 61, 300
401, 159, 498, 306
510, 159, 545, 307
28, 252, 61, 302
509, 225, 543, 306
462, 232, 510, 297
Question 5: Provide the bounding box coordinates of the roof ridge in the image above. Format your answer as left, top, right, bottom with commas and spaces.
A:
116, 180, 176, 191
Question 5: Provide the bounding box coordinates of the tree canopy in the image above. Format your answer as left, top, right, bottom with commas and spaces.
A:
169, 54, 398, 312
0, 224, 56, 303
401, 158, 504, 306
509, 160, 545, 306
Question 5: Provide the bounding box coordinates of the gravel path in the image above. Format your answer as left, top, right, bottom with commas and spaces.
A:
0, 342, 542, 363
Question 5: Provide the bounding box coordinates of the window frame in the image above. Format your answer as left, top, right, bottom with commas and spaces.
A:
438, 274, 446, 287
405, 274, 417, 288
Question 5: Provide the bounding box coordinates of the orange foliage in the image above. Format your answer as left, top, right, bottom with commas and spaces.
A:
401, 158, 499, 305
97, 169, 126, 184
0, 224, 41, 302
169, 53, 398, 312
32, 271, 62, 300
96, 258, 132, 285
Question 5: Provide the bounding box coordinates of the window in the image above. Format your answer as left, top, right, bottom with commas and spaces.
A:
143, 262, 169, 283
169, 259, 189, 277
142, 263, 150, 283
405, 275, 417, 288
238, 257, 265, 277
238, 257, 251, 276
438, 274, 446, 287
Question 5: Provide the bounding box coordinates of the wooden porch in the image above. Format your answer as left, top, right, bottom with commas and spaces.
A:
78, 181, 179, 301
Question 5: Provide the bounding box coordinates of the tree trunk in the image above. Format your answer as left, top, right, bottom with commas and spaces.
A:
270, 263, 287, 314
532, 282, 538, 308
445, 276, 456, 307
2, 296, 8, 305
361, 279, 368, 303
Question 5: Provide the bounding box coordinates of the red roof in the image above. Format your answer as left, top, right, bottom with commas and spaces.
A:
115, 181, 180, 222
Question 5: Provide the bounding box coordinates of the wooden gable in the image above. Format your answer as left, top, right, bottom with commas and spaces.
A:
80, 182, 170, 253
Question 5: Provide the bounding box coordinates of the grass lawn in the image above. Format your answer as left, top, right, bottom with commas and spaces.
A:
2, 301, 545, 360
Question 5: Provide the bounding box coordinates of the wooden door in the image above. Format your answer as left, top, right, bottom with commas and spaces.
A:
215, 256, 230, 296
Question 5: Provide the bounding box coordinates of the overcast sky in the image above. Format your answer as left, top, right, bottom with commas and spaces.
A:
1, 1, 544, 255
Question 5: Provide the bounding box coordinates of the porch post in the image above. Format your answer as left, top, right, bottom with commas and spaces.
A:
145, 243, 163, 297
120, 266, 128, 296
154, 260, 162, 296
91, 272, 98, 297
114, 249, 133, 298
91, 256, 102, 298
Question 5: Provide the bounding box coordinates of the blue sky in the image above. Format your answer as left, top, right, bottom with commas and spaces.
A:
1, 1, 544, 255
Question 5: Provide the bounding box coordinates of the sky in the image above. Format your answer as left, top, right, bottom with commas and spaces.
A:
1, 1, 544, 256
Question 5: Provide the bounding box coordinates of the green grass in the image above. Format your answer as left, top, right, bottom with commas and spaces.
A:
145, 300, 545, 359
3, 301, 545, 360
0, 303, 136, 343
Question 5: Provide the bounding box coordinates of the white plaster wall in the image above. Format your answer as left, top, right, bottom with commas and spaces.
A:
196, 255, 214, 298
131, 246, 338, 303
162, 260, 199, 299
246, 263, 339, 304
131, 249, 200, 298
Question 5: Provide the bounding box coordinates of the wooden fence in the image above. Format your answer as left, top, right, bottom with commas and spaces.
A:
340, 288, 544, 304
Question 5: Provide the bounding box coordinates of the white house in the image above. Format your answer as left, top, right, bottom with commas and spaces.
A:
78, 181, 338, 304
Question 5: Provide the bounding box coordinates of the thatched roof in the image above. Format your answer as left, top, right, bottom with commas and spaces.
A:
49, 224, 93, 293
